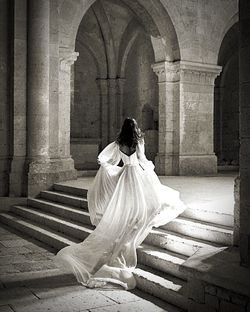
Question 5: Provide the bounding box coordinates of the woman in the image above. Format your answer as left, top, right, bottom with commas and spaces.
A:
55, 117, 186, 290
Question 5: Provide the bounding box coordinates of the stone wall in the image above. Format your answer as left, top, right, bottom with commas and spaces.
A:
189, 282, 250, 312
124, 31, 158, 161
0, 0, 11, 196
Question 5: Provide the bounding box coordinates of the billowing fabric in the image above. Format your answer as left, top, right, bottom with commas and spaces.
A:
55, 140, 186, 290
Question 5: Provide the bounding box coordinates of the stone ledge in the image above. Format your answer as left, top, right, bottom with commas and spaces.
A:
180, 246, 250, 298
0, 197, 27, 212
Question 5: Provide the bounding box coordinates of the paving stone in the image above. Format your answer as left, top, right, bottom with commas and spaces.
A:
89, 299, 168, 312
11, 288, 115, 312
28, 284, 86, 299
0, 240, 29, 248
0, 247, 32, 256
23, 253, 52, 262
0, 234, 22, 241
0, 287, 37, 306
0, 265, 20, 274
14, 260, 56, 273
0, 255, 27, 266
25, 244, 55, 254
0, 228, 10, 235
99, 289, 141, 304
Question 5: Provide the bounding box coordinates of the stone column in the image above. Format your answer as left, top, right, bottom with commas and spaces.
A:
0, 0, 11, 196
96, 78, 109, 149
239, 0, 250, 267
26, 0, 50, 196
152, 61, 180, 175
59, 47, 79, 158
179, 61, 222, 175
26, 1, 77, 196
9, 0, 27, 196
27, 0, 50, 162
117, 78, 126, 132
108, 79, 118, 141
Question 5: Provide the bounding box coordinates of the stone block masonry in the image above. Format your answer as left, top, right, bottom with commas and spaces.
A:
188, 283, 250, 312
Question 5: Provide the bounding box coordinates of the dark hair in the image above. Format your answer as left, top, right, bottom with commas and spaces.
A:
116, 117, 143, 148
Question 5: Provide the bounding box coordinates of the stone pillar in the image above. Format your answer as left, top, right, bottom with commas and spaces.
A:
26, 1, 77, 196
0, 0, 11, 196
179, 61, 222, 175
27, 0, 50, 162
213, 83, 224, 164
117, 78, 126, 132
96, 78, 109, 149
9, 0, 27, 196
152, 61, 180, 175
59, 48, 79, 158
108, 79, 118, 141
26, 0, 50, 196
239, 0, 250, 267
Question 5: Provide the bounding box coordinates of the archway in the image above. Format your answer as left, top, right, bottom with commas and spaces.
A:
58, 0, 180, 173
214, 22, 239, 170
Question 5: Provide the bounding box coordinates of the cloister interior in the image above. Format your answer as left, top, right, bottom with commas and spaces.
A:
0, 0, 250, 311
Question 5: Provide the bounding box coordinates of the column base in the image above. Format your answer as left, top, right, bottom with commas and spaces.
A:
9, 156, 27, 197
179, 154, 217, 175
155, 154, 179, 175
27, 157, 77, 197
155, 154, 217, 176
0, 157, 11, 196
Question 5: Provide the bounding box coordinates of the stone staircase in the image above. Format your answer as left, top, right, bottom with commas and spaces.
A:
0, 182, 234, 311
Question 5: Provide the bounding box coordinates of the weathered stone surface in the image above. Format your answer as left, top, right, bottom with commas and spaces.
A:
205, 294, 219, 310
220, 300, 245, 312
0, 306, 15, 312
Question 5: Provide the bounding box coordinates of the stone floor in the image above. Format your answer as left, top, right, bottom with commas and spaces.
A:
0, 224, 180, 312
60, 172, 237, 215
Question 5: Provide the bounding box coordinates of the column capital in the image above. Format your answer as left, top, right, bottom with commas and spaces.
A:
152, 61, 180, 83
179, 61, 222, 85
59, 47, 79, 71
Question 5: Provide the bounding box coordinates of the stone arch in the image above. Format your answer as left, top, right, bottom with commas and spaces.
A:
91, 1, 117, 78
219, 12, 239, 50
118, 19, 141, 78
214, 21, 239, 168
76, 33, 107, 78
58, 0, 180, 62
58, 0, 180, 173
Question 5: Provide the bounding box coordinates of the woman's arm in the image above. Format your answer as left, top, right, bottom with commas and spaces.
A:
97, 142, 121, 167
137, 139, 155, 171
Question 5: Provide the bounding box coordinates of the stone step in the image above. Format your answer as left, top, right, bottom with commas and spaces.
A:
53, 183, 88, 197
0, 212, 79, 250
144, 228, 221, 257
77, 170, 98, 177
28, 198, 91, 225
40, 191, 88, 209
11, 206, 93, 241
181, 207, 233, 227
162, 217, 233, 245
134, 265, 188, 310
137, 244, 187, 280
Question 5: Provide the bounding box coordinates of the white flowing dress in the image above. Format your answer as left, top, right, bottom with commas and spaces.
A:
55, 140, 186, 290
